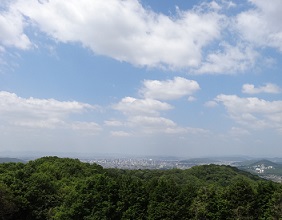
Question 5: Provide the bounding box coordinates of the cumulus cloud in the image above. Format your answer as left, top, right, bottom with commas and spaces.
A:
0, 8, 31, 49
0, 91, 94, 116
140, 77, 200, 100
236, 0, 282, 51
127, 115, 208, 135
129, 115, 176, 128
0, 91, 100, 131
197, 43, 258, 74
204, 100, 218, 108
113, 97, 172, 116
7, 0, 223, 70
242, 83, 281, 94
110, 131, 131, 137
215, 94, 282, 130
70, 121, 101, 134
129, 116, 180, 134
111, 72, 216, 135
104, 120, 124, 127
187, 96, 197, 102
3, 0, 281, 74
229, 127, 250, 137
112, 78, 207, 135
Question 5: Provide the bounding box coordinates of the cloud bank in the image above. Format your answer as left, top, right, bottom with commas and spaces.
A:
0, 91, 100, 132
216, 94, 282, 131
242, 83, 281, 94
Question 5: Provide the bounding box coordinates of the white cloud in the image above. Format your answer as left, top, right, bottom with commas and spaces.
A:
9, 0, 223, 69
204, 0, 236, 10
3, 0, 282, 75
127, 115, 208, 135
204, 100, 218, 108
129, 115, 176, 128
140, 77, 200, 100
242, 83, 281, 94
11, 118, 63, 129
3, 0, 280, 75
104, 120, 123, 127
0, 46, 5, 53
70, 121, 101, 134
225, 1, 236, 9
188, 96, 197, 102
0, 8, 31, 49
0, 91, 94, 116
113, 97, 172, 116
215, 94, 282, 130
216, 95, 282, 114
236, 0, 282, 51
228, 127, 250, 138
112, 91, 208, 135
197, 43, 258, 74
111, 131, 131, 137
0, 91, 100, 131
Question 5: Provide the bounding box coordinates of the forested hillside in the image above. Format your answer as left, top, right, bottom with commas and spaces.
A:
0, 157, 282, 219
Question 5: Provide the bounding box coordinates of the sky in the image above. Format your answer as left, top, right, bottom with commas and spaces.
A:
0, 0, 282, 158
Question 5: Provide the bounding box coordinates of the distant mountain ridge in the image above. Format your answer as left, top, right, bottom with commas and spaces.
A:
0, 157, 25, 163
249, 159, 280, 167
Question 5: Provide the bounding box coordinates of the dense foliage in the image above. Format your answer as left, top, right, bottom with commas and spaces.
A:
0, 157, 282, 219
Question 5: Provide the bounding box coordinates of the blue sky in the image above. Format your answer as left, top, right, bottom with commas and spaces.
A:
0, 0, 282, 157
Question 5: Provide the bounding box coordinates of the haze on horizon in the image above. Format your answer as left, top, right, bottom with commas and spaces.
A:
0, 0, 281, 158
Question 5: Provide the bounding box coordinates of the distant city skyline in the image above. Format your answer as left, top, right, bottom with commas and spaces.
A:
0, 0, 282, 157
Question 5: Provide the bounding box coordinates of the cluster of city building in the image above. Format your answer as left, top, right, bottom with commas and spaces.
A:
81, 158, 188, 169
80, 157, 236, 170
253, 164, 274, 173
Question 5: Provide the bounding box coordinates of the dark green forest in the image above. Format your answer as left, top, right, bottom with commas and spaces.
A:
0, 157, 282, 219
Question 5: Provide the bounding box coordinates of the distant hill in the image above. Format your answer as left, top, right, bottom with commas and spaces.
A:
236, 159, 281, 167
180, 158, 220, 164
237, 159, 282, 181
180, 156, 251, 167
249, 159, 281, 168
0, 157, 25, 163
265, 158, 282, 165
